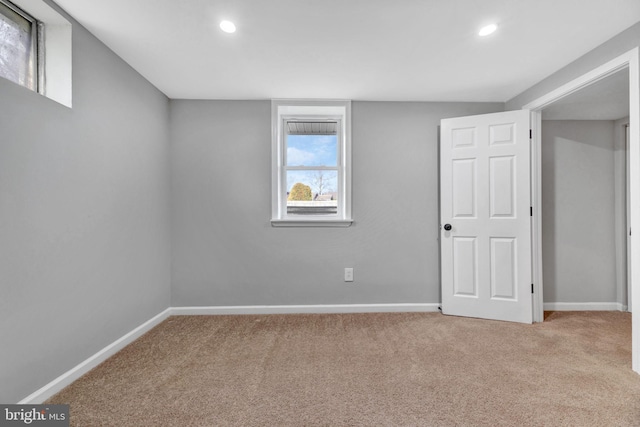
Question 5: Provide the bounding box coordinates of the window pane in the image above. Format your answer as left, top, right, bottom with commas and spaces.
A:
286, 170, 338, 216
286, 134, 338, 167
0, 2, 35, 89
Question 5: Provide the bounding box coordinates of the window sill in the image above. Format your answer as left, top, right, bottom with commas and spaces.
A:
271, 219, 353, 228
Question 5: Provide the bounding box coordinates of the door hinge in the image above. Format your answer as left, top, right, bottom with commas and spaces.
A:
531, 284, 534, 294
530, 206, 533, 217
529, 129, 532, 139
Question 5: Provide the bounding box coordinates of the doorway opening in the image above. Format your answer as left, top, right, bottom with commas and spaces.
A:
538, 67, 630, 314
523, 47, 639, 373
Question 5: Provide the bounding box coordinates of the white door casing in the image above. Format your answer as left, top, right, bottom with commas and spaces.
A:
440, 110, 532, 324
628, 123, 632, 313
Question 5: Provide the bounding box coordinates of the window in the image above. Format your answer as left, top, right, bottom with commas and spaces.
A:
272, 100, 353, 226
0, 0, 42, 92
0, 0, 72, 107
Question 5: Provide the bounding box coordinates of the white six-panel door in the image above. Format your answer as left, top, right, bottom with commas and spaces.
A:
440, 110, 532, 324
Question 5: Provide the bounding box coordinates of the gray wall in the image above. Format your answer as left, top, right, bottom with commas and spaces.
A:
506, 22, 640, 110
170, 100, 503, 307
0, 2, 171, 403
541, 121, 617, 303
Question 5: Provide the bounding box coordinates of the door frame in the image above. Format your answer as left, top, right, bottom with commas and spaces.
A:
523, 47, 640, 373
628, 123, 632, 312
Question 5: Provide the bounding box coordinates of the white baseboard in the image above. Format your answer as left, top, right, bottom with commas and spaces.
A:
18, 308, 172, 404
20, 299, 632, 404
543, 302, 627, 312
17, 303, 437, 403
170, 303, 440, 316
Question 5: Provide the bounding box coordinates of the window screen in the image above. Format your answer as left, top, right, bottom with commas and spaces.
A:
0, 0, 38, 90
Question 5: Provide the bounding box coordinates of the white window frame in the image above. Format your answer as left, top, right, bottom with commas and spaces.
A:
2, 0, 72, 107
271, 99, 353, 227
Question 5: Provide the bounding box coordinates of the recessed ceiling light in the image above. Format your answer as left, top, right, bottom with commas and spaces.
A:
479, 24, 497, 37
220, 20, 236, 34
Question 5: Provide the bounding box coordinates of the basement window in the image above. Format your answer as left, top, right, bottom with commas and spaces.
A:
271, 100, 353, 227
0, 0, 43, 92
0, 0, 72, 107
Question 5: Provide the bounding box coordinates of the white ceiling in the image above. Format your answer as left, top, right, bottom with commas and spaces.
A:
53, 0, 640, 101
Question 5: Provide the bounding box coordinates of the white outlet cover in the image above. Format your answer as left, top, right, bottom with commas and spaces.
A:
345, 268, 354, 282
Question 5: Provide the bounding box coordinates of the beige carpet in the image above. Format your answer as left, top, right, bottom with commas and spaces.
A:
47, 311, 640, 426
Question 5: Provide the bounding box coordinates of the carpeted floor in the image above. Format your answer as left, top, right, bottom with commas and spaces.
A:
47, 311, 640, 426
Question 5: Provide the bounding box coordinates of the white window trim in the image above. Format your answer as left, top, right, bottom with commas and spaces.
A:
271, 99, 353, 227
8, 0, 72, 107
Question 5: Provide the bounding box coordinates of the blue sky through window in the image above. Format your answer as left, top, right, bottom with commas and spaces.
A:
286, 135, 337, 167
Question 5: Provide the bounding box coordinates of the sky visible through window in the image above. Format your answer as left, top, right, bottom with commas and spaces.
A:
286, 134, 338, 195
286, 135, 337, 167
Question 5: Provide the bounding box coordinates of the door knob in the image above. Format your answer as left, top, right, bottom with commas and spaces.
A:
444, 224, 452, 231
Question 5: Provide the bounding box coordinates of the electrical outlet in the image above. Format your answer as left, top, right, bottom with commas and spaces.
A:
344, 267, 354, 282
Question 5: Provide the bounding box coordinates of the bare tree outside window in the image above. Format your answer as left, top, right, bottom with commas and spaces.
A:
312, 170, 336, 196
